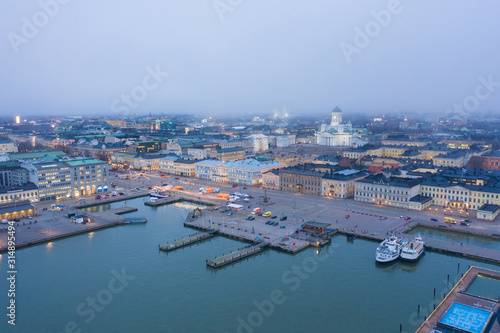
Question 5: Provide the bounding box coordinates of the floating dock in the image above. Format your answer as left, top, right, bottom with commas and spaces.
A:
145, 197, 179, 207
110, 206, 138, 215
159, 231, 215, 251
207, 243, 269, 268
123, 218, 147, 224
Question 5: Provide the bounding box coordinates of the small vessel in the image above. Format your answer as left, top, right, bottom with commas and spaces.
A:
376, 236, 404, 263
400, 235, 425, 262
149, 196, 158, 203
149, 186, 170, 198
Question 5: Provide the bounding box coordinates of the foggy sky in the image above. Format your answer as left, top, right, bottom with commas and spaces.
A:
1, 0, 500, 118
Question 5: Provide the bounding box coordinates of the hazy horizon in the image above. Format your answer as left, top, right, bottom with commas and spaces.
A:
2, 1, 500, 117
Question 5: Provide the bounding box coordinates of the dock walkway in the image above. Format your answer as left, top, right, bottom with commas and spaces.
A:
110, 206, 138, 215
159, 231, 215, 251
207, 243, 269, 268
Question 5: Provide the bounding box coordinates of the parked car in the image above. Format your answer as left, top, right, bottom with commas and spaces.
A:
249, 195, 254, 199
227, 211, 233, 216
272, 221, 279, 226
265, 221, 271, 225
430, 218, 438, 222
263, 211, 272, 217
243, 187, 247, 189
271, 215, 277, 219
404, 216, 411, 220
460, 221, 470, 226
280, 216, 287, 221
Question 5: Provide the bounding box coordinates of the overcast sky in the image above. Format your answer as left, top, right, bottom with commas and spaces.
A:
1, 0, 499, 118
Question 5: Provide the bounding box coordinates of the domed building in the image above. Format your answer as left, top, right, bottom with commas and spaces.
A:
315, 106, 354, 146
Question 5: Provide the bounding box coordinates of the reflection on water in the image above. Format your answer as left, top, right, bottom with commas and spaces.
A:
466, 275, 500, 301
173, 202, 207, 210
408, 226, 500, 251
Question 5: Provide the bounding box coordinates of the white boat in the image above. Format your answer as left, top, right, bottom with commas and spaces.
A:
400, 235, 425, 262
376, 236, 404, 263
149, 187, 170, 198
149, 196, 158, 203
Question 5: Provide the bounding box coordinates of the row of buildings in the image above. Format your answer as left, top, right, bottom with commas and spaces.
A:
0, 149, 110, 205
259, 163, 500, 220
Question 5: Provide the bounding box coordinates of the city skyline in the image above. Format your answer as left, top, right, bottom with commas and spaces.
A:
1, 1, 499, 116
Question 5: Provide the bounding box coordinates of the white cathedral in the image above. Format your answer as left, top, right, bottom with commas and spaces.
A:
315, 106, 354, 147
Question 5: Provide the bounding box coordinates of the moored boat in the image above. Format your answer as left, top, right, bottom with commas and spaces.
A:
400, 235, 425, 262
376, 236, 404, 263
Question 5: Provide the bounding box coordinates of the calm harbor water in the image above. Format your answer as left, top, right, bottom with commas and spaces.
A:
1, 197, 500, 333
408, 225, 500, 251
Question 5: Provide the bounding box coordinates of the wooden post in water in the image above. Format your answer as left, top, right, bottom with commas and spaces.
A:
434, 288, 436, 298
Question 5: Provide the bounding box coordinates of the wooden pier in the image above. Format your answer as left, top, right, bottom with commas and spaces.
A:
110, 206, 138, 215
207, 243, 269, 268
159, 231, 215, 251
416, 266, 500, 333
123, 218, 147, 224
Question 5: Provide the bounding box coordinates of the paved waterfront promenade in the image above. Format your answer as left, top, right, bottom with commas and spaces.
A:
1, 171, 499, 264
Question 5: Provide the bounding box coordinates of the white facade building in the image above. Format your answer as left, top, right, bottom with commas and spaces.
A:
247, 134, 269, 153
315, 107, 354, 147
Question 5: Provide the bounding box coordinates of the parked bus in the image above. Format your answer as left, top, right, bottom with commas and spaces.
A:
444, 217, 456, 224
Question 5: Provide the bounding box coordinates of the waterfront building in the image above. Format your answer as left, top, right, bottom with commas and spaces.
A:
195, 158, 282, 185
315, 107, 354, 147
279, 167, 325, 195
133, 154, 166, 171
110, 152, 137, 168
0, 200, 37, 220
24, 161, 72, 201
354, 174, 423, 209
262, 169, 280, 190
171, 159, 198, 177
66, 158, 110, 197
0, 182, 39, 204
322, 170, 368, 198
159, 155, 182, 174
477, 204, 500, 220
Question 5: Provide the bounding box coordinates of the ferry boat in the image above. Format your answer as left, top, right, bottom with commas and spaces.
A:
149, 187, 170, 198
400, 235, 425, 262
375, 236, 404, 263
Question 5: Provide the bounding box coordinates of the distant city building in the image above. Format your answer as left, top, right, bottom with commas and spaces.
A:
276, 135, 296, 148
315, 107, 354, 147
247, 134, 269, 153
0, 140, 18, 154
9, 149, 67, 161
